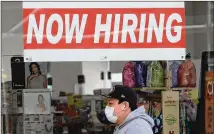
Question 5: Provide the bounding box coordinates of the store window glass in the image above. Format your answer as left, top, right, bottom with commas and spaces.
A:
1, 1, 214, 134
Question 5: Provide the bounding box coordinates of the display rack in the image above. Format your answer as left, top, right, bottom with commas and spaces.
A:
128, 60, 197, 134
1, 89, 54, 134
22, 89, 53, 134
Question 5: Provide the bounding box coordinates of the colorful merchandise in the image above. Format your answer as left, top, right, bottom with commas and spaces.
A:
122, 62, 136, 88
160, 61, 167, 70
179, 90, 198, 134
147, 61, 164, 87
141, 99, 162, 134
134, 61, 147, 88
178, 53, 196, 87
146, 62, 153, 87
138, 99, 150, 114
180, 103, 187, 134
170, 61, 181, 87
67, 94, 83, 109
151, 102, 163, 134
144, 101, 151, 114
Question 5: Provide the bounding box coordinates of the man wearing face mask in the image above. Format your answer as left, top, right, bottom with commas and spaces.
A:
102, 85, 154, 134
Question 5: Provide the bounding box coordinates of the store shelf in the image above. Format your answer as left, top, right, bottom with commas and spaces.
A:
52, 111, 64, 114
16, 107, 23, 114
1, 107, 23, 114
135, 87, 196, 91
134, 87, 168, 91
51, 107, 64, 114
1, 107, 64, 114
171, 87, 196, 91
52, 96, 67, 100
134, 87, 197, 95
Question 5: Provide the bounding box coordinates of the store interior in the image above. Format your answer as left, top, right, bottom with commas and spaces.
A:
1, 53, 214, 134
1, 1, 214, 134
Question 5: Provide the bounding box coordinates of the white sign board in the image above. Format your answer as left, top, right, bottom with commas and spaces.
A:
23, 2, 186, 62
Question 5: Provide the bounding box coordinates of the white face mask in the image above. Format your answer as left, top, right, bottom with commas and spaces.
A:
105, 105, 125, 123
105, 106, 118, 123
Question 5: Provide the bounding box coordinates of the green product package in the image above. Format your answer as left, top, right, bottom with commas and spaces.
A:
150, 61, 164, 87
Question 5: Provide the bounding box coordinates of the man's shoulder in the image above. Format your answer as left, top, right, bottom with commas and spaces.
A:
126, 123, 153, 134
126, 119, 153, 133
117, 117, 153, 134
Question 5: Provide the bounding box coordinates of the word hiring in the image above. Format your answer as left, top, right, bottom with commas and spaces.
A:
26, 13, 183, 44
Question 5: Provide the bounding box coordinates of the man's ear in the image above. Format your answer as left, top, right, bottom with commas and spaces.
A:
123, 101, 130, 110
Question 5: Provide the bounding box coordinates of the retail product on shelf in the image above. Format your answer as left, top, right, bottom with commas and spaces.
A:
162, 91, 180, 134
178, 53, 196, 88
23, 114, 53, 134
180, 90, 198, 121
122, 61, 136, 88
151, 102, 163, 134
122, 60, 168, 89
142, 99, 163, 134
138, 92, 163, 134
147, 61, 164, 87
15, 115, 23, 134
138, 89, 199, 134
120, 55, 200, 134
179, 90, 198, 134
1, 82, 13, 109
134, 61, 147, 88
123, 57, 197, 90
169, 61, 182, 87
1, 89, 11, 110
1, 89, 20, 114
67, 94, 83, 109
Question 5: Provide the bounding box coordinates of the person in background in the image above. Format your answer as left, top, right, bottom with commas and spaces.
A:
102, 85, 154, 134
27, 62, 47, 89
